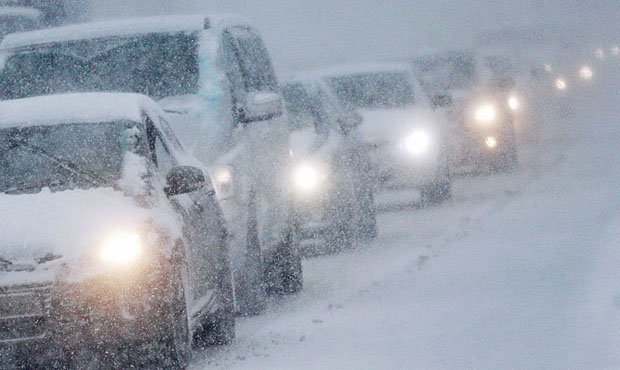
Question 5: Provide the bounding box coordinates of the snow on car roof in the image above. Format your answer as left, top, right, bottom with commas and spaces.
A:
0, 6, 42, 19
0, 14, 251, 50
0, 93, 161, 128
309, 62, 415, 79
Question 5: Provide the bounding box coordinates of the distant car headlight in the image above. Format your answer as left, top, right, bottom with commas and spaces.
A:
404, 130, 430, 155
474, 104, 497, 124
99, 231, 142, 266
210, 165, 234, 200
485, 136, 498, 149
293, 164, 325, 193
611, 46, 620, 56
595, 48, 605, 60
578, 65, 593, 80
555, 78, 567, 91
507, 96, 520, 111
214, 167, 232, 184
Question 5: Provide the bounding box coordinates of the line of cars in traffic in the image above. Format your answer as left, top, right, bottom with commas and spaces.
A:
0, 12, 557, 369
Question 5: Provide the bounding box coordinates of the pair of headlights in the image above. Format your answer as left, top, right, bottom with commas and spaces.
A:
473, 95, 520, 125
555, 64, 595, 91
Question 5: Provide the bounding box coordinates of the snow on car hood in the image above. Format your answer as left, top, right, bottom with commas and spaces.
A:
357, 106, 440, 144
0, 188, 179, 263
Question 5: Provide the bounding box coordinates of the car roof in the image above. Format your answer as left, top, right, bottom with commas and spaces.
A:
0, 14, 251, 51
0, 6, 42, 19
0, 92, 163, 128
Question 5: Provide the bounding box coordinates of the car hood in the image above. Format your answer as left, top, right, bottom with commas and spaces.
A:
0, 187, 179, 264
357, 106, 441, 144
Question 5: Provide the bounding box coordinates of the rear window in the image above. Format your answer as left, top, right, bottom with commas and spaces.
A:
328, 71, 415, 109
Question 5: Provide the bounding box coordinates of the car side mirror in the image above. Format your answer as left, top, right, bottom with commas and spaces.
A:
239, 91, 283, 123
164, 166, 206, 196
431, 94, 452, 108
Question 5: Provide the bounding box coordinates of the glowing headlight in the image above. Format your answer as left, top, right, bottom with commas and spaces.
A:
214, 167, 232, 185
475, 104, 497, 124
555, 78, 567, 91
612, 46, 620, 56
99, 232, 142, 266
485, 136, 498, 149
404, 130, 430, 155
293, 164, 322, 193
595, 48, 605, 60
507, 96, 520, 111
578, 65, 593, 80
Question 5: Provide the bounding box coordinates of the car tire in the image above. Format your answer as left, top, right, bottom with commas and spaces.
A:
356, 188, 377, 241
194, 240, 236, 346
264, 224, 303, 296
235, 191, 267, 316
157, 263, 191, 369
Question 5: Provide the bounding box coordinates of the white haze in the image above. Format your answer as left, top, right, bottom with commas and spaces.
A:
85, 1, 620, 73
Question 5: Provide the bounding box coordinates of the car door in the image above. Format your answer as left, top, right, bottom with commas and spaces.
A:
146, 115, 225, 323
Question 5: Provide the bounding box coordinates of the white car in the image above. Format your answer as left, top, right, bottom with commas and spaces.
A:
315, 63, 452, 205
0, 14, 301, 315
0, 93, 234, 368
413, 50, 519, 172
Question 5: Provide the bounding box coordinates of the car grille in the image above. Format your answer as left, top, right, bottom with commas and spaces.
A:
0, 283, 53, 344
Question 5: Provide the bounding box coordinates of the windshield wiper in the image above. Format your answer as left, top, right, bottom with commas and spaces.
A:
9, 139, 106, 186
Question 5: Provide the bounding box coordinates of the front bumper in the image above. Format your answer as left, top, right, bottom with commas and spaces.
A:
451, 130, 514, 167
0, 264, 173, 362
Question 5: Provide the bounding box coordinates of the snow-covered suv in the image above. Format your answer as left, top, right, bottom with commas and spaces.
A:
316, 63, 452, 205
282, 77, 377, 254
0, 93, 234, 368
0, 14, 301, 315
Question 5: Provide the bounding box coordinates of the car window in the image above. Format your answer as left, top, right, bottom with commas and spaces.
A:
328, 72, 415, 109
145, 116, 175, 178
227, 27, 278, 93
158, 116, 184, 154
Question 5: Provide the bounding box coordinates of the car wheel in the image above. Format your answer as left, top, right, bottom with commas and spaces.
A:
159, 265, 191, 369
235, 191, 267, 316
265, 223, 303, 295
356, 188, 377, 241
195, 245, 236, 346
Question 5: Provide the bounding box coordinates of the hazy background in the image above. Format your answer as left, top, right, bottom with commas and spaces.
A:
85, 1, 619, 73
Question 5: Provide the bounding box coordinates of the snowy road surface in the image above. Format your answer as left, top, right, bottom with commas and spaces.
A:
191, 72, 620, 369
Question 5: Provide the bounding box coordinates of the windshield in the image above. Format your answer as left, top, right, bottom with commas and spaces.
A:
0, 121, 138, 194
327, 72, 415, 109
0, 32, 199, 101
416, 52, 478, 92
